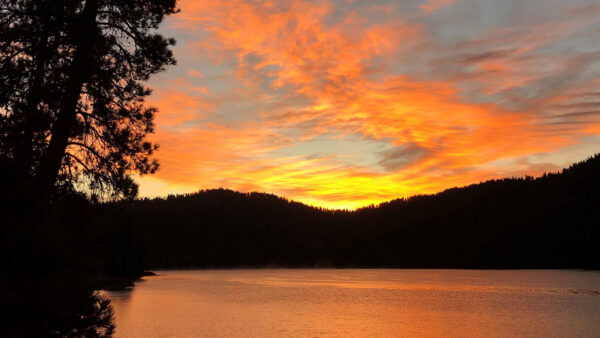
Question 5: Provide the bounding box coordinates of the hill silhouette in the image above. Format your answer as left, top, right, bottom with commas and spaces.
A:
100, 154, 600, 269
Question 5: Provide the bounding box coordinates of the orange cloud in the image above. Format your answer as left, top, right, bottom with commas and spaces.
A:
137, 0, 600, 209
419, 0, 455, 13
148, 78, 215, 127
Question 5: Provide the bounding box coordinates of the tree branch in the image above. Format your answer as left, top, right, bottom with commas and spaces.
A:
65, 152, 91, 172
67, 141, 108, 163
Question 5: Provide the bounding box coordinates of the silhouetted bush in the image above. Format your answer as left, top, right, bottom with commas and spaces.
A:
1, 160, 117, 337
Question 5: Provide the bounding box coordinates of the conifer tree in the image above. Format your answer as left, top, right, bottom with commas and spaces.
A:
0, 0, 178, 198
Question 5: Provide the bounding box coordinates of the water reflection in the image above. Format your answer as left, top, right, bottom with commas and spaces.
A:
106, 270, 600, 337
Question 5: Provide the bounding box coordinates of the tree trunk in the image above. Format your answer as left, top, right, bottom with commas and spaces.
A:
38, 0, 99, 192
17, 28, 49, 176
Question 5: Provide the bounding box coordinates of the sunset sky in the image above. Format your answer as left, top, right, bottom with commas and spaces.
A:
136, 0, 600, 209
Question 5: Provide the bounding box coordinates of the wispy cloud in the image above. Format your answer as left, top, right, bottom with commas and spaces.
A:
419, 0, 455, 14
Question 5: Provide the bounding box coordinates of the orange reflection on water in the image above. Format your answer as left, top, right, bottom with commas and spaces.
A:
105, 269, 600, 337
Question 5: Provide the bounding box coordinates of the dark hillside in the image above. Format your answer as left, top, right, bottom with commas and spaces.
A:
101, 154, 600, 269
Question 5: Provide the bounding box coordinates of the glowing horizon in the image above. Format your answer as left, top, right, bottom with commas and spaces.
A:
136, 0, 600, 209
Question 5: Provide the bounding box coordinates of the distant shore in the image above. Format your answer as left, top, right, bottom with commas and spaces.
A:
94, 271, 156, 291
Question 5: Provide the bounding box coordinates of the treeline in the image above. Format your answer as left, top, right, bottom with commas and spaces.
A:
100, 154, 600, 270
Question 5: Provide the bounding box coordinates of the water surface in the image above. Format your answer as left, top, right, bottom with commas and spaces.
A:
106, 269, 600, 337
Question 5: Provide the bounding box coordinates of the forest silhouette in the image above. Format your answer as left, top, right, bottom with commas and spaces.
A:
101, 154, 600, 269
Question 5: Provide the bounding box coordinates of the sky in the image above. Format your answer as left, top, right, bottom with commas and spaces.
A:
136, 0, 600, 209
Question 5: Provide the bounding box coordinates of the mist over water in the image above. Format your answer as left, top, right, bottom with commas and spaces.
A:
105, 269, 600, 337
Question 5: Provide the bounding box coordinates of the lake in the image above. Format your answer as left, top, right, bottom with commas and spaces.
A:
105, 269, 600, 337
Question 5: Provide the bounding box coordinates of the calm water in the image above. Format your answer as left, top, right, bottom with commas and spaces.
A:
105, 270, 600, 337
